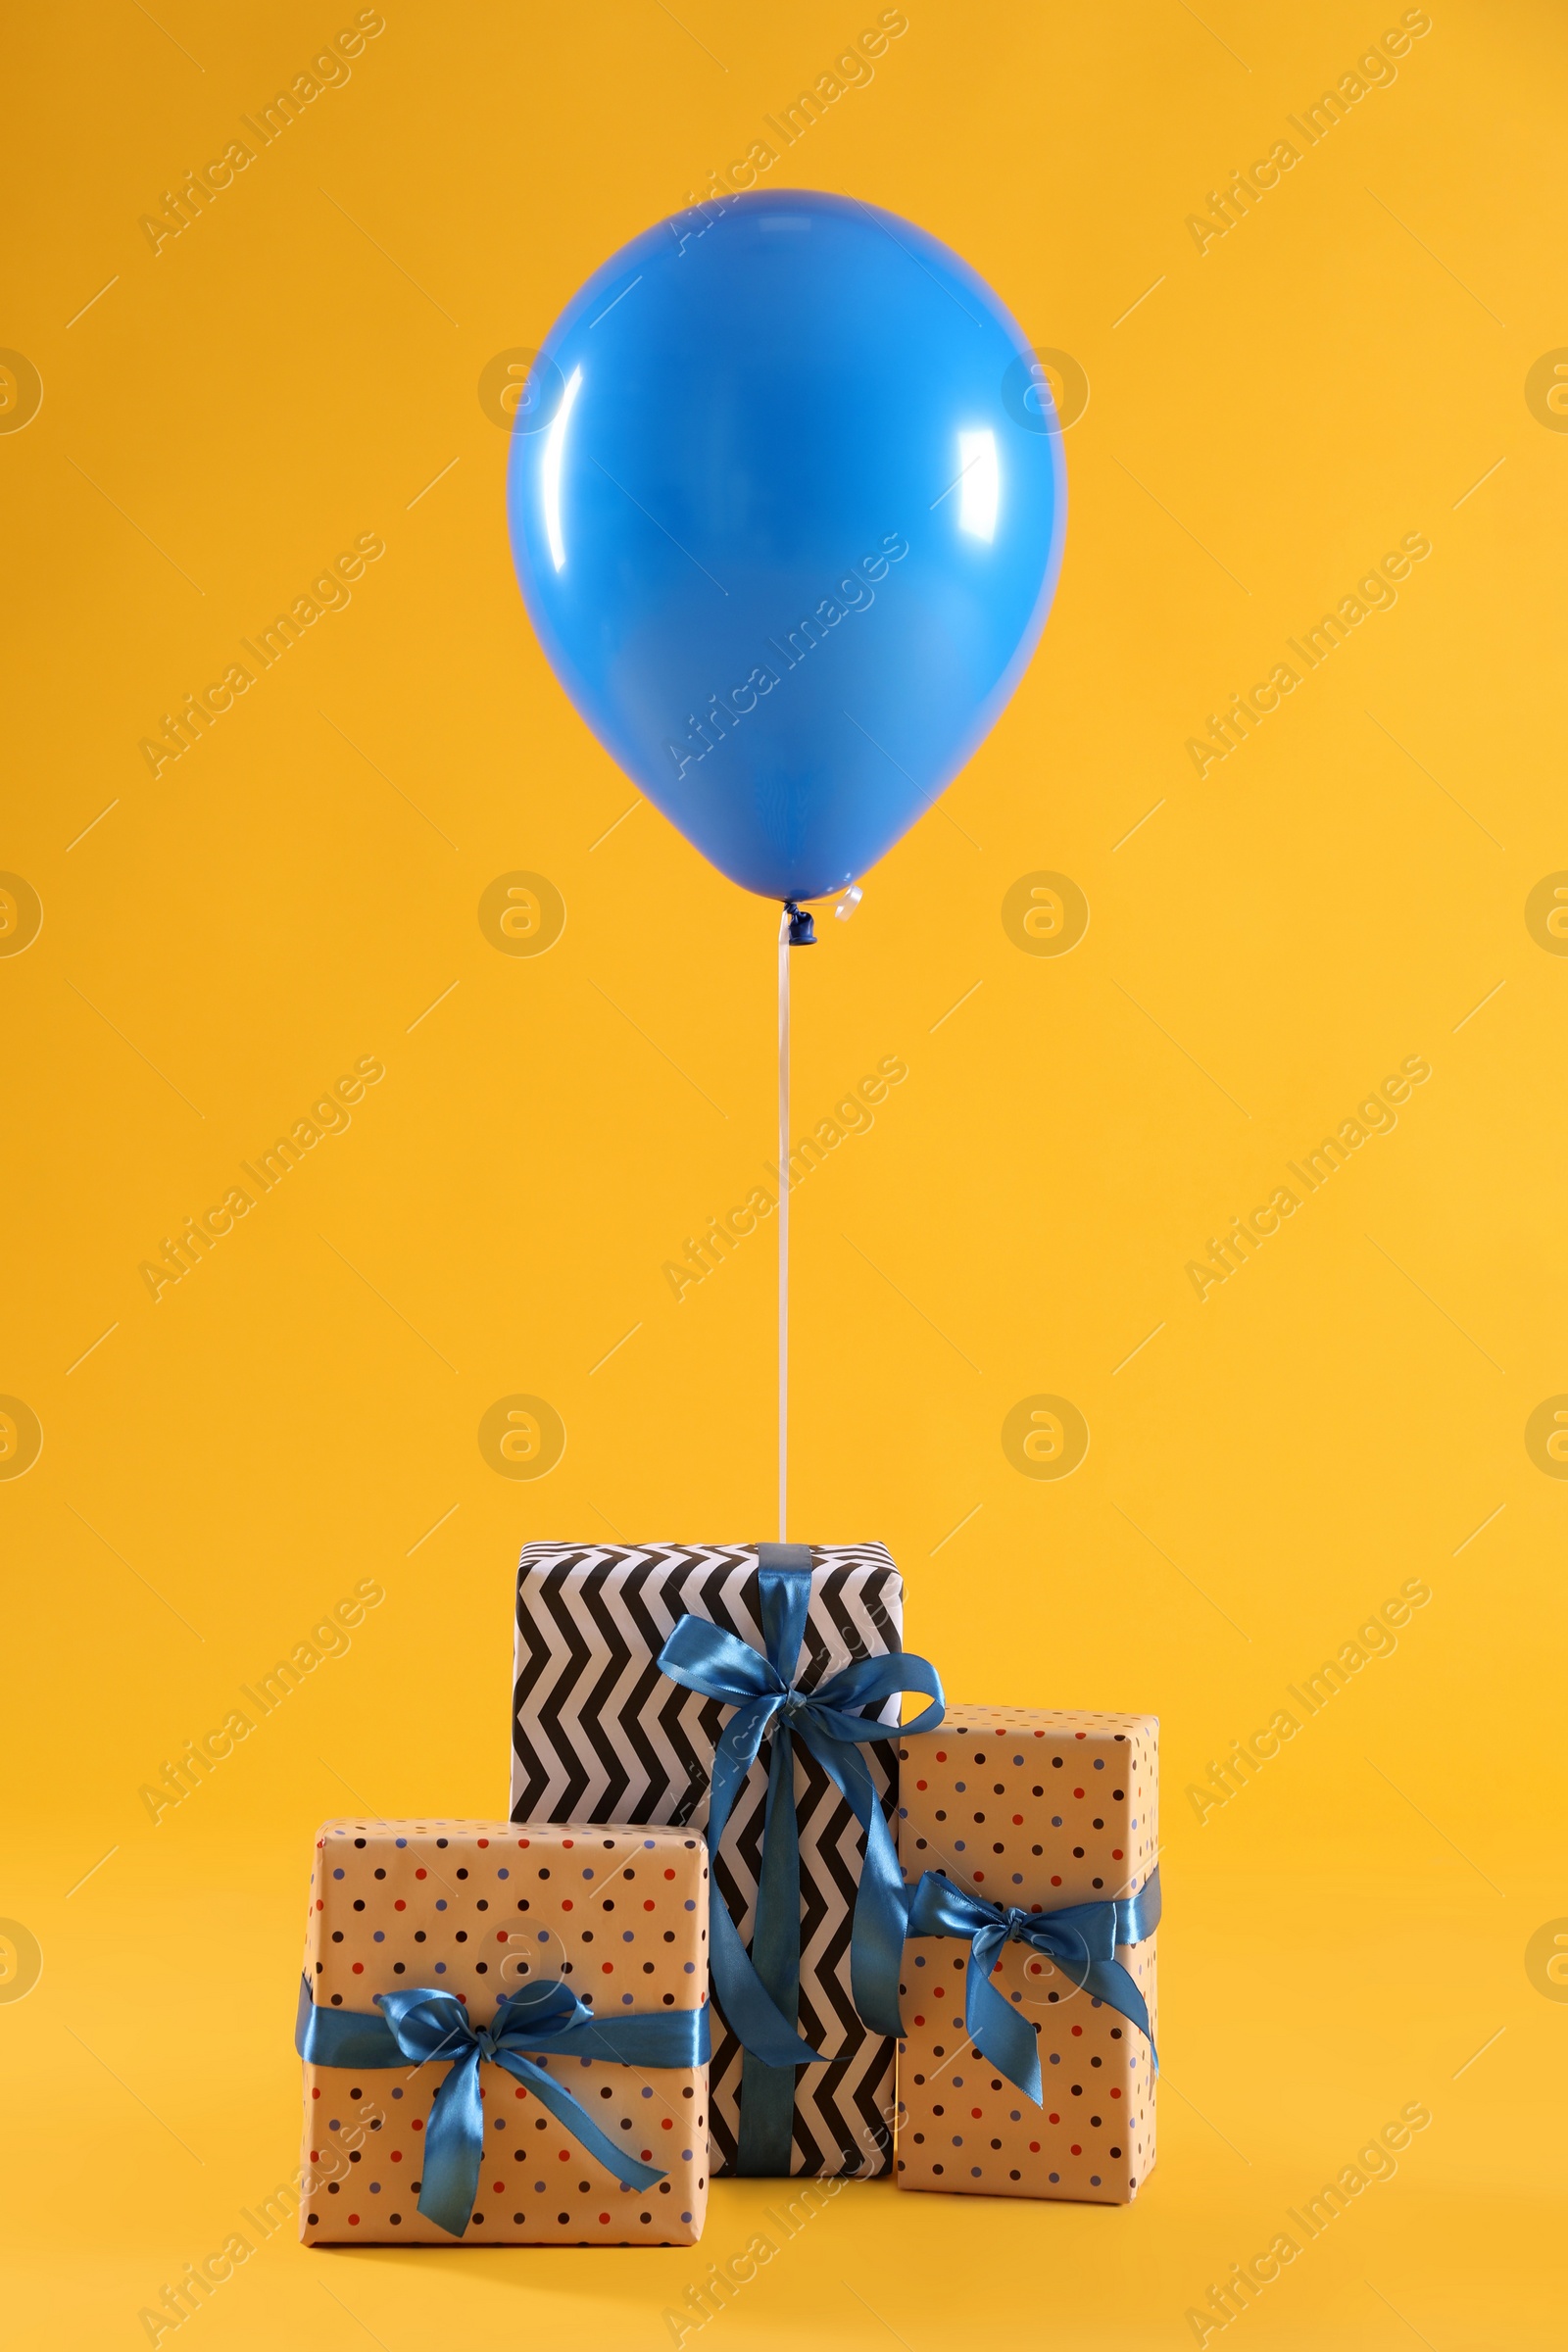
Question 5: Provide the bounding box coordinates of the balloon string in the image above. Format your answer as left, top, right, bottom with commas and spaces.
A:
777, 905, 790, 1543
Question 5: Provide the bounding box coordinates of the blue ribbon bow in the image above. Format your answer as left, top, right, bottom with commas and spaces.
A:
295, 1975, 710, 2237
904, 1866, 1161, 2105
656, 1543, 943, 2174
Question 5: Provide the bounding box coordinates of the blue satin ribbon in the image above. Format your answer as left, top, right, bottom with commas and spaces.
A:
904, 1866, 1161, 2105
656, 1543, 943, 2173
295, 1975, 710, 2237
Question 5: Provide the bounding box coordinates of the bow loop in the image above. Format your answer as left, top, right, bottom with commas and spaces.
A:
372, 1984, 472, 2067
659, 1613, 787, 1709
490, 1975, 593, 2040
808, 1650, 946, 1742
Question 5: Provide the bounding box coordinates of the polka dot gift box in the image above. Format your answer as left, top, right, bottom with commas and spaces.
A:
296, 1818, 710, 2245
894, 1706, 1159, 2204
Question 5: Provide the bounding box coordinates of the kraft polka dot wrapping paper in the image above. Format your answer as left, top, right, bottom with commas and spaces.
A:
298, 1818, 710, 2246
895, 1706, 1158, 2204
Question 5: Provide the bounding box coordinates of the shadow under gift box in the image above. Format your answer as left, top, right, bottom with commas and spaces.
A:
511, 1542, 906, 2178
894, 1705, 1158, 2204
298, 1818, 710, 2245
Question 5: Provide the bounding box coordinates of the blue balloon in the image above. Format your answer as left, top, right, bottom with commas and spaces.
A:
508, 189, 1065, 904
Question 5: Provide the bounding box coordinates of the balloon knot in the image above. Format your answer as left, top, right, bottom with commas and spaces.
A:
784, 901, 816, 946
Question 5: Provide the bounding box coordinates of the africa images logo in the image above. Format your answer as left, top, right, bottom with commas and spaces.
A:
1185, 1055, 1431, 1299
0, 1397, 44, 1481
478, 1396, 566, 1480
665, 535, 909, 784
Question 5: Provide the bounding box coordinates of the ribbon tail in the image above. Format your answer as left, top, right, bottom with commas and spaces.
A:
416, 2047, 486, 2238
1078, 1957, 1158, 2072
806, 1732, 908, 2042
1032, 1908, 1158, 2071
493, 2050, 665, 2190
750, 1723, 805, 2034
962, 1924, 1045, 2104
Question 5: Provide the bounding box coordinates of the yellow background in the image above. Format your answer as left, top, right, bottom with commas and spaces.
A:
3, 2, 1563, 2343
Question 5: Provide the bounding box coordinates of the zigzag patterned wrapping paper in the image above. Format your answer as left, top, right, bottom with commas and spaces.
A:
511, 1543, 904, 2178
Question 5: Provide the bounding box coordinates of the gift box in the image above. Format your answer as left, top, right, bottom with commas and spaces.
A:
511, 1541, 918, 2177
894, 1704, 1159, 2203
296, 1816, 710, 2245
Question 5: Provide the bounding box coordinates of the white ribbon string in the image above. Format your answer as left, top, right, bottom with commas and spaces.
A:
777, 906, 791, 1543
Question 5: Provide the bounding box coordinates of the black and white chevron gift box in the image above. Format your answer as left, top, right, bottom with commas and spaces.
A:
511, 1541, 905, 2178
